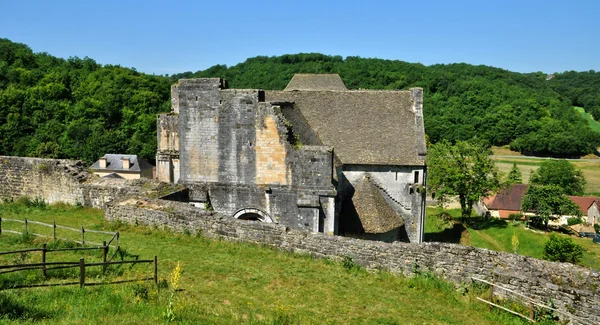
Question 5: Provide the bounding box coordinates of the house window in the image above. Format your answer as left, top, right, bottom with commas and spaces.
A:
414, 171, 420, 184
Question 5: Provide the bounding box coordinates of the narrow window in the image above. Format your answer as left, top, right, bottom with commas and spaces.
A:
414, 171, 420, 184
395, 172, 398, 181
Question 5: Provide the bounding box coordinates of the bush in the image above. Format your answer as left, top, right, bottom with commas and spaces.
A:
567, 217, 583, 226
595, 224, 600, 234
543, 234, 584, 264
508, 213, 523, 221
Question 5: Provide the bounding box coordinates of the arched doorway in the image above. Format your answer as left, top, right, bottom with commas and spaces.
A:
232, 208, 274, 223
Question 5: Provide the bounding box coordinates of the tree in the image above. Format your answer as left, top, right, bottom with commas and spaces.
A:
521, 185, 582, 229
427, 140, 500, 218
505, 162, 522, 185
543, 234, 583, 264
530, 160, 586, 195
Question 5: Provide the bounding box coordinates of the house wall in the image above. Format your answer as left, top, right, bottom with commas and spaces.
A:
338, 165, 425, 243
588, 204, 599, 224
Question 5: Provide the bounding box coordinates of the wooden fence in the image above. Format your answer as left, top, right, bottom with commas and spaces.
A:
0, 252, 157, 290
472, 277, 594, 325
0, 217, 119, 249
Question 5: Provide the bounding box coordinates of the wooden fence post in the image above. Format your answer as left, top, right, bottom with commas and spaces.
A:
489, 285, 494, 311
0, 217, 2, 236
116, 231, 119, 249
42, 243, 47, 279
529, 302, 534, 320
81, 226, 85, 245
24, 218, 28, 234
153, 256, 158, 285
79, 258, 85, 288
53, 221, 56, 241
102, 241, 107, 274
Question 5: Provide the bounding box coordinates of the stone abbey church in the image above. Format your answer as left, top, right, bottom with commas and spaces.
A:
156, 74, 426, 243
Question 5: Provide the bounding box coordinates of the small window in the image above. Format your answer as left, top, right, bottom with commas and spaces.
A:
414, 171, 420, 184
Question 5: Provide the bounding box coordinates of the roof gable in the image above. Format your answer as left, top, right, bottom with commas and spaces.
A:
567, 196, 600, 215
486, 184, 528, 211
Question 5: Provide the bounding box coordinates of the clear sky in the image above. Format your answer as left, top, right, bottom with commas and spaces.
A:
0, 0, 598, 75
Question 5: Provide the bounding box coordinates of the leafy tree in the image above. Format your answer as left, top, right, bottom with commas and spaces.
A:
505, 162, 522, 185
521, 185, 582, 229
543, 234, 583, 264
427, 140, 500, 218
530, 160, 586, 195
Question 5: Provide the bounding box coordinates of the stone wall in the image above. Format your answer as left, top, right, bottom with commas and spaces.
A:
105, 198, 600, 325
0, 156, 184, 209
0, 156, 88, 204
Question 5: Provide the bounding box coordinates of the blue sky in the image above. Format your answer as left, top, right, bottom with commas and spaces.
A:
0, 0, 598, 75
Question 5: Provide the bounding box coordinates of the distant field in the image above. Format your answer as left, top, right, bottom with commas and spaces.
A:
574, 106, 600, 133
491, 146, 600, 194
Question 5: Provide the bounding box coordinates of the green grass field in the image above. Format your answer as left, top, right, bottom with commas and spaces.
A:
0, 202, 534, 325
425, 207, 600, 270
490, 147, 600, 194
574, 106, 600, 133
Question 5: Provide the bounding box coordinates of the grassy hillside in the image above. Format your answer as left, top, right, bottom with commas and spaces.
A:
0, 202, 532, 324
425, 207, 600, 270
574, 106, 600, 133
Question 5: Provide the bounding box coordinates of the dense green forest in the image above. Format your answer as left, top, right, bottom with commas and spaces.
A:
1, 38, 599, 164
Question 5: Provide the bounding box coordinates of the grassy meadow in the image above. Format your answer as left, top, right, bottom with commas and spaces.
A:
425, 207, 600, 270
491, 146, 600, 194
0, 202, 536, 325
574, 106, 600, 134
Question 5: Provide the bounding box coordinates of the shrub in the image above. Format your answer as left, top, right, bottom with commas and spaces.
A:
508, 213, 523, 221
567, 217, 583, 226
594, 224, 600, 234
543, 234, 584, 264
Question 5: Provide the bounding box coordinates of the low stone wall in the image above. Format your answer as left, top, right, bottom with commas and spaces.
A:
105, 198, 600, 324
0, 156, 88, 204
0, 156, 184, 209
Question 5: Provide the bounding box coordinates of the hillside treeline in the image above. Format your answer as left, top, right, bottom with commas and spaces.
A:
1, 38, 599, 164
0, 38, 171, 164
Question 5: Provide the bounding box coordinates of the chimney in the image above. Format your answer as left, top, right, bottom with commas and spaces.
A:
122, 157, 130, 169
99, 157, 107, 168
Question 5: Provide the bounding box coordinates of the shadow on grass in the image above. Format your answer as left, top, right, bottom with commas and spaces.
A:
425, 222, 465, 243
0, 292, 52, 321
463, 216, 509, 230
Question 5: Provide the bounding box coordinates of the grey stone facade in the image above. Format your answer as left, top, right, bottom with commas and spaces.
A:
105, 199, 600, 325
157, 74, 426, 242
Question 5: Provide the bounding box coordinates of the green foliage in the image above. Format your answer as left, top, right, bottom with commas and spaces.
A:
594, 224, 600, 233
530, 160, 586, 195
505, 163, 522, 185
521, 185, 582, 229
567, 217, 583, 226
0, 38, 170, 164
543, 234, 584, 264
427, 140, 500, 217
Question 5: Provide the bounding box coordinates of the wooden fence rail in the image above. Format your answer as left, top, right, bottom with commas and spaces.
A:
472, 277, 595, 325
0, 217, 119, 249
0, 256, 157, 290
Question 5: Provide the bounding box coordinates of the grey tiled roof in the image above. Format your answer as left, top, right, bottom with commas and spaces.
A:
284, 74, 348, 91
267, 76, 425, 166
89, 154, 153, 172
352, 176, 403, 234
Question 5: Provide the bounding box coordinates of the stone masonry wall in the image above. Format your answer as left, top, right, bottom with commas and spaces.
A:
105, 198, 599, 324
0, 156, 88, 204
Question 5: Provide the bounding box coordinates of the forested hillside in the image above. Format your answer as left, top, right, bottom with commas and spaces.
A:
1, 38, 599, 164
0, 39, 171, 164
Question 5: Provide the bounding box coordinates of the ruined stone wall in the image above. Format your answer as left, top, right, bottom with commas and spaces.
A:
0, 156, 88, 204
105, 199, 600, 325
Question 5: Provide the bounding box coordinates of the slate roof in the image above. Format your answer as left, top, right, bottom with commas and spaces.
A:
351, 176, 404, 234
284, 74, 347, 91
567, 196, 599, 215
267, 75, 425, 166
485, 184, 528, 211
89, 154, 153, 173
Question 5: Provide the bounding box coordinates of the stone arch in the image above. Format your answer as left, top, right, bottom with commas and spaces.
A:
232, 208, 274, 223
